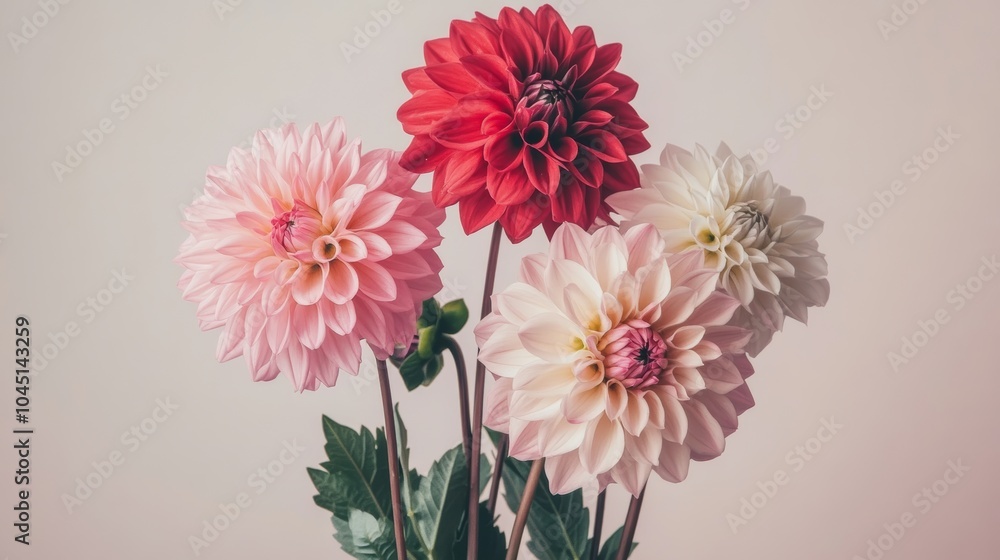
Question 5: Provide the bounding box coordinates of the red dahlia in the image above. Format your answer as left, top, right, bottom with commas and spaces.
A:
397, 4, 650, 242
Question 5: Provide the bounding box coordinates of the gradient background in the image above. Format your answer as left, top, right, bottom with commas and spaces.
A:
2, 0, 998, 558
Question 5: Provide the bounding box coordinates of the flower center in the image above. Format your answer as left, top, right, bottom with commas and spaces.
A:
523, 77, 575, 120
601, 321, 667, 390
731, 201, 770, 240
270, 201, 324, 256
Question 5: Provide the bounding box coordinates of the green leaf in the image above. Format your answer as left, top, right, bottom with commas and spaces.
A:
502, 457, 588, 560
420, 353, 445, 387
413, 445, 469, 560
478, 453, 492, 497
594, 526, 637, 560
314, 416, 391, 519
398, 354, 429, 391
417, 325, 437, 359
439, 299, 469, 334
418, 298, 441, 329
452, 501, 508, 560
332, 509, 399, 560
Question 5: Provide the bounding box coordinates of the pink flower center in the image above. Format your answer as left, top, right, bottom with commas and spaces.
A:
270, 201, 325, 257
601, 321, 668, 390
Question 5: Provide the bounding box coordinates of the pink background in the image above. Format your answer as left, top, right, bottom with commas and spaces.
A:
2, 0, 998, 558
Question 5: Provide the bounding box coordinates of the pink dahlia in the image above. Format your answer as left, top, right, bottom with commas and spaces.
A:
397, 4, 650, 243
177, 120, 445, 391
477, 223, 754, 496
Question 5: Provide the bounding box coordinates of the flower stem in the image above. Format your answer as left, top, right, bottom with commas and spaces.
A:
505, 458, 546, 560
467, 222, 504, 559
615, 485, 647, 560
442, 336, 472, 464
589, 490, 607, 560
486, 434, 508, 513
376, 358, 408, 560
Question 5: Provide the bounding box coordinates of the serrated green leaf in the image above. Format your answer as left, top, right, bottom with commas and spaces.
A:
316, 416, 391, 519
452, 500, 508, 560
413, 445, 469, 560
439, 300, 469, 334
595, 526, 637, 560
502, 457, 588, 560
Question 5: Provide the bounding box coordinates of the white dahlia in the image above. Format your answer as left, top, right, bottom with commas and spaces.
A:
477, 223, 754, 496
607, 143, 830, 355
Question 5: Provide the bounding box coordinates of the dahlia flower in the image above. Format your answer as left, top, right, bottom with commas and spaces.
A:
177, 120, 445, 391
477, 223, 754, 496
607, 144, 830, 356
397, 4, 650, 243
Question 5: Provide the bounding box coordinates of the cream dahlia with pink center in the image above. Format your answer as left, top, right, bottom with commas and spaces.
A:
478, 223, 755, 496
177, 120, 444, 391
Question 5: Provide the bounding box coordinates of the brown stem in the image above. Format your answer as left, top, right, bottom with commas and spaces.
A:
486, 434, 508, 513
589, 490, 607, 560
467, 222, 504, 559
505, 458, 546, 560
615, 486, 647, 560
376, 358, 408, 560
443, 336, 472, 464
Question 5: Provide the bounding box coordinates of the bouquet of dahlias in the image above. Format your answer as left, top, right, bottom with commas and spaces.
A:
176, 5, 829, 559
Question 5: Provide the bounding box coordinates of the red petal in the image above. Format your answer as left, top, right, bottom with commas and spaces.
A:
484, 129, 523, 172
432, 153, 487, 207
450, 20, 501, 57
458, 187, 505, 234
498, 8, 542, 71
425, 62, 482, 94
397, 89, 456, 135
579, 43, 622, 87
402, 68, 435, 93
568, 153, 604, 188
537, 5, 573, 60
524, 149, 560, 194
487, 166, 536, 206
432, 92, 512, 150
581, 130, 627, 163
605, 71, 639, 101
546, 135, 578, 163
461, 54, 512, 91
399, 135, 449, 173
424, 38, 459, 64
499, 196, 547, 243
601, 161, 641, 192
